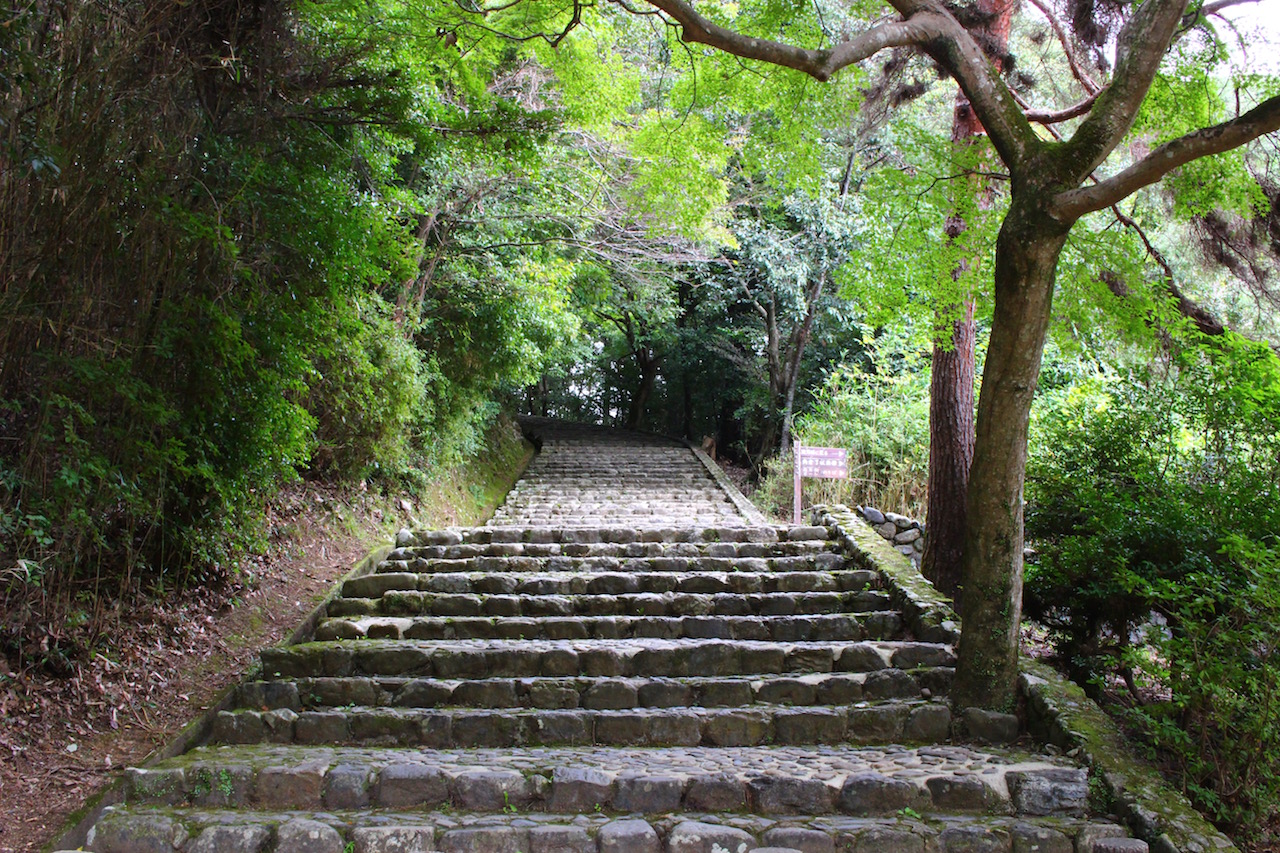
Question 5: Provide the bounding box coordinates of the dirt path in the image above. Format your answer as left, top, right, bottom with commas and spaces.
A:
0, 487, 390, 853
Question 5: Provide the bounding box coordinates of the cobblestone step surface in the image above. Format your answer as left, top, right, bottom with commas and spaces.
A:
258, 639, 957, 680
125, 743, 1088, 817
391, 539, 834, 560
211, 700, 959, 748
343, 569, 879, 598
84, 807, 1135, 853
313, 612, 905, 642
74, 419, 1141, 853
328, 590, 893, 620
376, 554, 850, 576
235, 669, 952, 711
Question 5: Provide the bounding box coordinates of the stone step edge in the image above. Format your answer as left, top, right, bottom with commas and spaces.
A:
259, 639, 955, 680
313, 612, 905, 642
87, 807, 1139, 853
125, 755, 1088, 820
210, 700, 957, 749
396, 526, 830, 547
348, 573, 879, 597
375, 558, 853, 576
236, 667, 952, 710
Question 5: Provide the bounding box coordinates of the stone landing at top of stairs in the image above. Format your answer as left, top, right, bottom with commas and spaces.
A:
488, 418, 758, 528
65, 419, 1144, 853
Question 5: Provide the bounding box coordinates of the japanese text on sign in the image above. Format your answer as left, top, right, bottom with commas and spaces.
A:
795, 445, 848, 479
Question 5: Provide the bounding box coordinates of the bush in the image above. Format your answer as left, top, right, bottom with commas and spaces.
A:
1127, 538, 1280, 835
755, 349, 929, 520
1024, 335, 1280, 835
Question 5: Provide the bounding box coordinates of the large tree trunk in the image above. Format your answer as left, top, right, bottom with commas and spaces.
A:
952, 198, 1069, 712
922, 303, 975, 599
921, 0, 1013, 602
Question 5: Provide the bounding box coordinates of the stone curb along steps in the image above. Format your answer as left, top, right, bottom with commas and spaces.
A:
58, 420, 1153, 853
811, 504, 1237, 853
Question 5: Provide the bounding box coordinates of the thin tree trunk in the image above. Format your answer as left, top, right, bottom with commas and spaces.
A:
627, 348, 658, 429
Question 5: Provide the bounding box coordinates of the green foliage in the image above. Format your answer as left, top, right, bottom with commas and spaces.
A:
1024, 335, 1280, 835
755, 336, 930, 519
1125, 538, 1280, 835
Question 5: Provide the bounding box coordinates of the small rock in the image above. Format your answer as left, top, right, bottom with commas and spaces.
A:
597, 819, 660, 853
667, 820, 754, 853
860, 507, 886, 525
188, 826, 271, 853
962, 707, 1021, 744
351, 826, 436, 853
1007, 768, 1087, 816
275, 819, 343, 853
1090, 841, 1149, 853
528, 825, 593, 853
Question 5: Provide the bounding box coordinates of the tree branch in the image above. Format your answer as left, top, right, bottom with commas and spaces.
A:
1023, 0, 1100, 95
640, 0, 935, 82
639, 0, 1039, 165
1052, 95, 1280, 220
1062, 0, 1190, 181
1023, 91, 1100, 125
1109, 207, 1228, 336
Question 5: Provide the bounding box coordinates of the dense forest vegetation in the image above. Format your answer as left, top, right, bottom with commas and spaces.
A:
3, 0, 1279, 840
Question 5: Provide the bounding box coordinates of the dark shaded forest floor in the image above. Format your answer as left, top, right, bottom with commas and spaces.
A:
0, 486, 393, 852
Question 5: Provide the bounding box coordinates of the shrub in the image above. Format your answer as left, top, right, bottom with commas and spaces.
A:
755, 349, 929, 520
1024, 335, 1280, 835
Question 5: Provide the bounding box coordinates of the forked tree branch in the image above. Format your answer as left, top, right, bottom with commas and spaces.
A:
1023, 0, 1100, 95
641, 0, 1040, 167
640, 0, 935, 82
1064, 0, 1190, 179
1052, 95, 1280, 220
1024, 92, 1099, 125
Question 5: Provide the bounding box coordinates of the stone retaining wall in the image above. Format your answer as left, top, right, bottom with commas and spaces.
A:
856, 505, 925, 565
811, 504, 1239, 853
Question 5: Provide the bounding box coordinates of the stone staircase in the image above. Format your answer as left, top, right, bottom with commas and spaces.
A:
70, 420, 1141, 853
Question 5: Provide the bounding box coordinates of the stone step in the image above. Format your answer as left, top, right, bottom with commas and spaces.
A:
123, 743, 1091, 821
212, 700, 956, 748
259, 639, 955, 681
342, 570, 878, 599
391, 539, 836, 561
398, 526, 827, 547
327, 591, 893, 621
377, 553, 851, 576
313, 611, 904, 642
236, 668, 952, 712
88, 807, 1137, 853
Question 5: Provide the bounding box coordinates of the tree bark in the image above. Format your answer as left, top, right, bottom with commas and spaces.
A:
952, 195, 1070, 712
921, 0, 1012, 602
627, 347, 658, 429
922, 302, 975, 599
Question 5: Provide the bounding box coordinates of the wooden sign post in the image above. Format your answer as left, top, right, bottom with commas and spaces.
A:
793, 439, 849, 524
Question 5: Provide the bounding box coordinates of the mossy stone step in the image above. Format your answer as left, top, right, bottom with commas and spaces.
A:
397, 526, 824, 547
326, 592, 893, 622
259, 639, 956, 681
237, 668, 952, 712
211, 700, 956, 748
87, 806, 1138, 853
124, 743, 1090, 821
378, 553, 850, 576
344, 569, 874, 599
392, 538, 836, 561
313, 611, 904, 642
